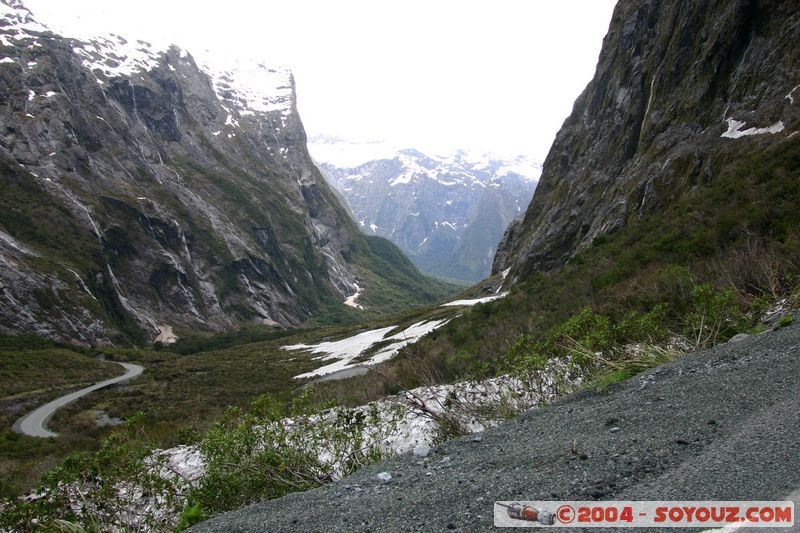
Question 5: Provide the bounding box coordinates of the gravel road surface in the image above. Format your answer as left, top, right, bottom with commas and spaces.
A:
192, 323, 800, 532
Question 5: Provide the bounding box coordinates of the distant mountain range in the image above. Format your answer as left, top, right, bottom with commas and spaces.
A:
309, 137, 540, 283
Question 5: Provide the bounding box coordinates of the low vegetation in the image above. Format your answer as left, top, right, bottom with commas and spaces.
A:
194, 391, 394, 516
3, 274, 792, 530
0, 392, 398, 531
0, 300, 462, 504
0, 340, 124, 498
0, 348, 119, 399
405, 136, 800, 382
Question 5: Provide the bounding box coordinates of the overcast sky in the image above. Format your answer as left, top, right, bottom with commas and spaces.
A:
25, 0, 616, 161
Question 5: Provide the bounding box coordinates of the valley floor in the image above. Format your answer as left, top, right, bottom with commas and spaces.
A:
190, 322, 800, 532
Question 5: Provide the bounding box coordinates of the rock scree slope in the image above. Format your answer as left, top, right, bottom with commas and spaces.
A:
190, 323, 800, 532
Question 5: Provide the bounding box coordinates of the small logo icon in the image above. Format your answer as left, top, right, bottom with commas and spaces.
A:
496, 502, 555, 525
557, 504, 576, 524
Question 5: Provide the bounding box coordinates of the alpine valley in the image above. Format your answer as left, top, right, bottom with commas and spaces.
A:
2, 0, 800, 531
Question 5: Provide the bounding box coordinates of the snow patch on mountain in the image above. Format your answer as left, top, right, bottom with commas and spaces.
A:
343, 282, 364, 309
286, 319, 450, 379
198, 55, 294, 120
72, 34, 163, 80
441, 221, 457, 231
441, 292, 509, 307
494, 158, 543, 181
721, 117, 784, 139
0, 0, 48, 45
785, 84, 799, 105
3, 1, 294, 123
389, 151, 441, 186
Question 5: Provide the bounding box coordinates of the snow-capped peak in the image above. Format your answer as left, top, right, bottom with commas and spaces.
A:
0, 0, 49, 48
1, 0, 166, 79
309, 138, 542, 185
72, 35, 295, 120
198, 55, 294, 119
493, 155, 543, 182
317, 141, 539, 283
2, 1, 295, 122
72, 34, 164, 81
440, 149, 542, 182
307, 136, 401, 167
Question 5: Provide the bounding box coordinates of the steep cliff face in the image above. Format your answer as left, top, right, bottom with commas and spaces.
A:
494, 0, 800, 280
0, 1, 453, 344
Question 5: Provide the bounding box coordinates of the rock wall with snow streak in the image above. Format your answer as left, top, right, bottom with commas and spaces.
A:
494, 0, 800, 281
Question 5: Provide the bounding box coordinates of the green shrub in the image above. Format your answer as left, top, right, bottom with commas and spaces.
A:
0, 413, 181, 532
505, 334, 547, 372
503, 301, 682, 388
615, 304, 669, 344
748, 295, 771, 322
685, 285, 748, 348
592, 368, 637, 391
177, 500, 206, 530
554, 307, 615, 355
192, 391, 394, 515
442, 350, 493, 381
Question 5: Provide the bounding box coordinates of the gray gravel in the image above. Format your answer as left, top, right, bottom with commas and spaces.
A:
191, 323, 800, 532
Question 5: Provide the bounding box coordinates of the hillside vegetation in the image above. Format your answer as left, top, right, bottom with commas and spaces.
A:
405, 135, 800, 381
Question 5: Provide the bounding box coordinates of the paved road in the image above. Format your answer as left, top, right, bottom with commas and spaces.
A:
12, 362, 144, 438
192, 322, 800, 533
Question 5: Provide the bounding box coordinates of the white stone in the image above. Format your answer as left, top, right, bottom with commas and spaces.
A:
413, 445, 430, 458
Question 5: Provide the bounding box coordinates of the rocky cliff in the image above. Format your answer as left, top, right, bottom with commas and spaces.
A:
494, 0, 800, 280
312, 142, 539, 283
0, 0, 453, 344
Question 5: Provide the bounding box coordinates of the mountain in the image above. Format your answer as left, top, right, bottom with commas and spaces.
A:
0, 0, 456, 345
494, 0, 800, 281
309, 138, 539, 283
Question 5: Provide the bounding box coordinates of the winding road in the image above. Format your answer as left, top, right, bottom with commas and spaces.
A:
12, 362, 144, 438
